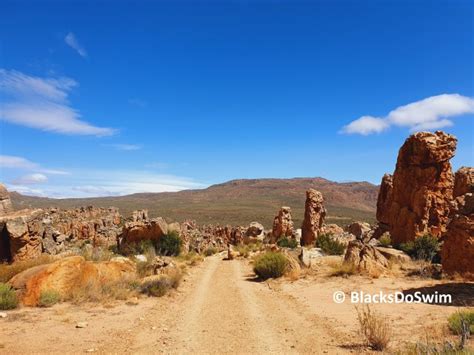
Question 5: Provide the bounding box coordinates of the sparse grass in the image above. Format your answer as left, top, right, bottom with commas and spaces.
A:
235, 242, 262, 258
176, 251, 204, 266
80, 246, 115, 262
356, 305, 391, 351
38, 289, 61, 307
0, 283, 18, 310
67, 277, 139, 304
398, 234, 441, 262
329, 261, 357, 277
253, 252, 288, 280
0, 255, 54, 283
276, 237, 298, 249
204, 247, 218, 256
448, 310, 474, 335
400, 342, 473, 355
316, 233, 346, 255
379, 233, 391, 247
120, 240, 155, 256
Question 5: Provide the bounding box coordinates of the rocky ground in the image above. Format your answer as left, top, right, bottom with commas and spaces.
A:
1, 254, 472, 354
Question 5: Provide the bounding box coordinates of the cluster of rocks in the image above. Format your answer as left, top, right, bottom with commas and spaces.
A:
1, 198, 122, 262
374, 131, 473, 278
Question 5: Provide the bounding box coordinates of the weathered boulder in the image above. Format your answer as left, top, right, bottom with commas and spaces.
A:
375, 131, 457, 244
244, 222, 265, 244
301, 189, 326, 246
272, 207, 294, 241
453, 167, 474, 198
131, 209, 149, 222
0, 184, 13, 216
321, 224, 344, 236
345, 221, 371, 239
442, 192, 474, 279
9, 255, 136, 306
119, 217, 168, 250
344, 240, 390, 274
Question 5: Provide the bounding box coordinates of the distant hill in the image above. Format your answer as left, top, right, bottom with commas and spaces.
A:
10, 177, 379, 228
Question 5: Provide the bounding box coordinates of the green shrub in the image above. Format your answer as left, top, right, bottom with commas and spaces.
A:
156, 231, 182, 256
253, 252, 288, 280
38, 289, 61, 307
0, 283, 18, 310
204, 247, 218, 256
448, 310, 474, 335
277, 237, 298, 249
399, 234, 440, 262
316, 233, 345, 255
120, 240, 155, 256
378, 233, 391, 247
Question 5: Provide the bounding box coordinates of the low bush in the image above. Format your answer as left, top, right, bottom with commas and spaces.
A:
156, 231, 182, 256
356, 305, 392, 351
448, 310, 474, 335
120, 240, 155, 256
253, 252, 288, 280
398, 234, 441, 262
0, 255, 54, 283
204, 247, 218, 256
67, 278, 139, 304
176, 251, 204, 266
0, 283, 18, 310
276, 237, 298, 249
316, 234, 345, 255
378, 233, 391, 248
38, 289, 61, 307
141, 270, 182, 297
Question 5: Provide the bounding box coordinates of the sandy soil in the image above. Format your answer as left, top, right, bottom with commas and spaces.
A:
1, 254, 472, 354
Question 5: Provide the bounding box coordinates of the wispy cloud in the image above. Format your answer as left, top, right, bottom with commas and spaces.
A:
0, 69, 115, 136
0, 155, 69, 175
12, 173, 48, 185
64, 32, 87, 58
104, 143, 143, 151
341, 94, 474, 135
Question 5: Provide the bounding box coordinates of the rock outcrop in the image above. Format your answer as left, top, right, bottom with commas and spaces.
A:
0, 207, 123, 262
453, 167, 474, 198
119, 216, 168, 251
0, 184, 13, 216
9, 255, 136, 306
244, 222, 265, 244
301, 189, 326, 246
345, 221, 371, 239
272, 206, 294, 241
375, 131, 457, 244
344, 240, 390, 274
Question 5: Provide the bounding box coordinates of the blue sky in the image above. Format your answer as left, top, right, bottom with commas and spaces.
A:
0, 0, 473, 197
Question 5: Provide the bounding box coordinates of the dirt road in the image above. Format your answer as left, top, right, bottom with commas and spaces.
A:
1, 255, 349, 354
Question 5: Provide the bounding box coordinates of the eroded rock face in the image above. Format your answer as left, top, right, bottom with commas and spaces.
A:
346, 221, 371, 239
453, 167, 474, 198
119, 217, 168, 250
272, 206, 294, 241
442, 192, 474, 279
0, 184, 13, 216
0, 207, 123, 262
344, 240, 390, 274
301, 189, 326, 246
376, 131, 457, 244
9, 255, 136, 306
244, 222, 265, 244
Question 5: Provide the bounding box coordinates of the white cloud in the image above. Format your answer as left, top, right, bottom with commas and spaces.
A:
64, 32, 88, 58
341, 94, 474, 135
12, 173, 48, 185
0, 155, 69, 175
104, 143, 143, 151
0, 69, 115, 136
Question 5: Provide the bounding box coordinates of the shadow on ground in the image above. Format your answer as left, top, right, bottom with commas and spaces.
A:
402, 283, 474, 307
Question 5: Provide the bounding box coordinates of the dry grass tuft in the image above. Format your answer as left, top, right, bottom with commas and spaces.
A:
328, 261, 357, 277
356, 305, 392, 351
67, 277, 139, 304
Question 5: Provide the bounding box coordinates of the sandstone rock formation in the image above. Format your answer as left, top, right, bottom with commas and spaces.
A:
119, 217, 168, 251
9, 255, 136, 306
321, 224, 344, 236
345, 221, 371, 239
0, 206, 122, 262
376, 131, 457, 244
272, 207, 294, 242
301, 189, 326, 246
244, 222, 265, 244
0, 184, 13, 216
344, 240, 390, 274
453, 167, 474, 197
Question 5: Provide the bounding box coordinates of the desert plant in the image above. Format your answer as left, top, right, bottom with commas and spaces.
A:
38, 289, 61, 307
0, 283, 18, 310
141, 270, 181, 297
81, 246, 114, 262
204, 247, 218, 256
356, 305, 392, 351
67, 277, 139, 304
156, 231, 182, 256
448, 310, 474, 335
329, 261, 357, 277
0, 255, 54, 283
398, 234, 441, 262
277, 237, 298, 249
316, 233, 345, 255
378, 233, 392, 247
253, 252, 288, 280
